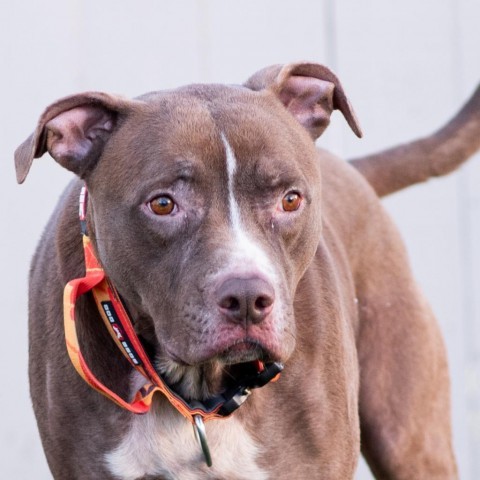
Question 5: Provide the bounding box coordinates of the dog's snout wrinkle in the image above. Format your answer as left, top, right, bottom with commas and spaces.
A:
215, 276, 275, 325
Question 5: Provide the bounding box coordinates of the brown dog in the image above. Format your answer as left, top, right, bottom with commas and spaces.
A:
15, 63, 480, 479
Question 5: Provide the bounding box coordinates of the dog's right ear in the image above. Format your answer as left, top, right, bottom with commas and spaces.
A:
14, 92, 134, 184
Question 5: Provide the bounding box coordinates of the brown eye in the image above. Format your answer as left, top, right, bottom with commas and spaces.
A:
282, 192, 302, 212
149, 196, 175, 215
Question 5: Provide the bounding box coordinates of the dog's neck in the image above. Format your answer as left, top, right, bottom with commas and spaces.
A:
154, 354, 225, 401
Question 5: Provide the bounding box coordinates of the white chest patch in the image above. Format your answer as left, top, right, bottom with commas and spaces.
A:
105, 404, 268, 480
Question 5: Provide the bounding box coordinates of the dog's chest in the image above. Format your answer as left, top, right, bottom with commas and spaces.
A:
104, 407, 268, 480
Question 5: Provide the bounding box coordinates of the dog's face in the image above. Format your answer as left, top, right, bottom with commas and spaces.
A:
15, 63, 361, 398
88, 85, 322, 395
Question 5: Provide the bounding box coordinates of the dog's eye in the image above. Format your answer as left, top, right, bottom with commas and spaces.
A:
149, 195, 175, 215
282, 192, 302, 212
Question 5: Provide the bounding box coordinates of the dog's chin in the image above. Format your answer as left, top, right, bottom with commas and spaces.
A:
154, 341, 275, 401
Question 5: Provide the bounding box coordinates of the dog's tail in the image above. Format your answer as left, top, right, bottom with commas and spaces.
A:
349, 84, 480, 198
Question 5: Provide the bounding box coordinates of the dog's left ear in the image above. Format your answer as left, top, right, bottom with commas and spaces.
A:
245, 62, 362, 139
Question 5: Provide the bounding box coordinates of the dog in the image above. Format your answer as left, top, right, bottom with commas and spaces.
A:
15, 62, 480, 479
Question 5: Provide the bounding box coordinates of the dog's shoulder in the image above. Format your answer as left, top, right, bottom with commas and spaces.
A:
317, 149, 410, 276
318, 149, 385, 240
319, 148, 380, 206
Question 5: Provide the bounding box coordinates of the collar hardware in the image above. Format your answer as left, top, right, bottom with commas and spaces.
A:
193, 415, 212, 467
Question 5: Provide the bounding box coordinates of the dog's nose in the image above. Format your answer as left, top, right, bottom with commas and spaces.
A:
215, 276, 275, 324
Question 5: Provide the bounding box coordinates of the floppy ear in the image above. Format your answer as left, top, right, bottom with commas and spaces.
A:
244, 62, 362, 140
14, 92, 134, 184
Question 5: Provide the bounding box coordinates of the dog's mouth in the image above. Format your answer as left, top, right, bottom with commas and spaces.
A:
217, 340, 275, 390
218, 338, 271, 364
146, 337, 277, 401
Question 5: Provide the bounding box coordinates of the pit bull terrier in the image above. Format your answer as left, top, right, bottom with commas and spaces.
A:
15, 63, 480, 479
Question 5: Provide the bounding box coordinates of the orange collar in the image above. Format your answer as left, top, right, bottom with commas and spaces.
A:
63, 185, 283, 466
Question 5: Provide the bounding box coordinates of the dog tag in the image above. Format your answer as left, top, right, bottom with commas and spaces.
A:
193, 415, 212, 467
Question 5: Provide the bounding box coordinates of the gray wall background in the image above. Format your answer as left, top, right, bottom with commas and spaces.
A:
1, 1, 479, 478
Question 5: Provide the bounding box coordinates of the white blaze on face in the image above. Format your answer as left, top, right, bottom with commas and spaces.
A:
221, 134, 277, 280
223, 133, 242, 235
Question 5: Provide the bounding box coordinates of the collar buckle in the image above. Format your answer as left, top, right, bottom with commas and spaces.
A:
218, 362, 284, 416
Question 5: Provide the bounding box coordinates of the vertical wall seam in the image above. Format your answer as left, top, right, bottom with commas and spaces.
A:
196, 0, 211, 82
324, 0, 338, 73
322, 0, 346, 157
450, 0, 476, 477
73, 0, 85, 90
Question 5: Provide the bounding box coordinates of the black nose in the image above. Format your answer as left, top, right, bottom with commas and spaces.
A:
215, 276, 275, 325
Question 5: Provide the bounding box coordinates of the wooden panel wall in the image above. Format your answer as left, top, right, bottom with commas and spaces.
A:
1, 1, 478, 478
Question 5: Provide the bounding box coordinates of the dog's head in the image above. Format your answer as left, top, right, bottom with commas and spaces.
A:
15, 63, 361, 399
